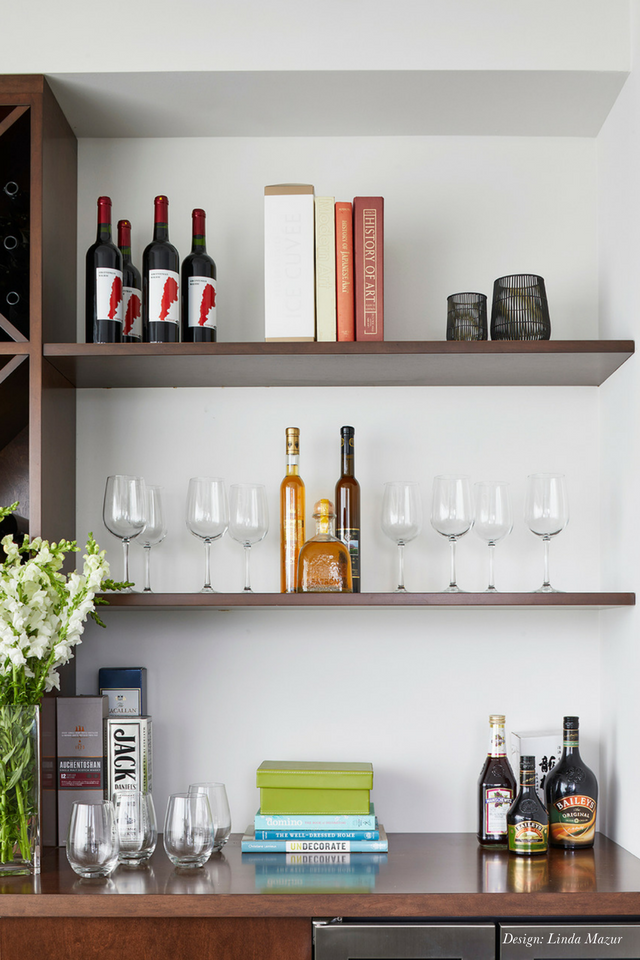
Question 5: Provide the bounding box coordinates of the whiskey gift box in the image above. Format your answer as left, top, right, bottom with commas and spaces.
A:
257, 760, 373, 815
106, 717, 153, 798
56, 696, 108, 844
99, 666, 147, 717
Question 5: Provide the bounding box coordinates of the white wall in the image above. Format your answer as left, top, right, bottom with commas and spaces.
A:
598, 2, 640, 857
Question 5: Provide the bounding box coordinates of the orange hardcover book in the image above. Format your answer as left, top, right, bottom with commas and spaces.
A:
353, 196, 384, 341
335, 201, 355, 341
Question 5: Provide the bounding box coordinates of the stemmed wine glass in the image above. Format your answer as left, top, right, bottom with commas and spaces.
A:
430, 475, 474, 592
103, 475, 147, 591
228, 483, 269, 592
474, 481, 513, 592
186, 477, 228, 593
138, 485, 167, 593
524, 473, 569, 593
381, 481, 422, 592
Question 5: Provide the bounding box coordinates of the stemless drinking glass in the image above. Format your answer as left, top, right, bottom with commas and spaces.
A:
103, 475, 147, 591
113, 790, 158, 863
228, 483, 269, 592
431, 475, 474, 592
163, 793, 214, 869
474, 481, 513, 592
188, 782, 232, 852
380, 481, 422, 592
138, 485, 167, 593
524, 473, 569, 593
66, 800, 119, 879
186, 477, 228, 593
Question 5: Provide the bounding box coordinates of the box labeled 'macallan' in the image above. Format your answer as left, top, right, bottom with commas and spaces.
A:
107, 717, 153, 797
56, 696, 108, 844
264, 184, 316, 342
99, 666, 147, 717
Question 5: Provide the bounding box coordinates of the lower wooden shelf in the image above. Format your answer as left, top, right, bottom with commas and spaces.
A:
97, 591, 636, 610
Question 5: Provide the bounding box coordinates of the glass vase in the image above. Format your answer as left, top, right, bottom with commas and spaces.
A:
0, 705, 40, 875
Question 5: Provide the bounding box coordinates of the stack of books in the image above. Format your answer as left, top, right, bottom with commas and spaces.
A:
241, 760, 388, 854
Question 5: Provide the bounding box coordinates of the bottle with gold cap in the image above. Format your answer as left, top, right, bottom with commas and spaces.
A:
280, 427, 305, 593
297, 499, 353, 593
477, 714, 517, 847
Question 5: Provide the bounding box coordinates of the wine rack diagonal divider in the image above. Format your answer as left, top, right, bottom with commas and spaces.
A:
0, 104, 28, 139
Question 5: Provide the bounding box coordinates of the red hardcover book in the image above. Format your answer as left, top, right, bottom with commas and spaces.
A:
353, 196, 384, 341
335, 201, 355, 341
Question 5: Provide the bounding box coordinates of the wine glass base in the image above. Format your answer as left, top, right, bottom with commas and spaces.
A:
443, 585, 465, 593
484, 586, 498, 593
394, 586, 408, 593
200, 586, 217, 594
535, 585, 564, 593
242, 587, 253, 593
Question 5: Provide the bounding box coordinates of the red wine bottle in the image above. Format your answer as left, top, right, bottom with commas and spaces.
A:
181, 208, 217, 342
117, 219, 142, 343
143, 195, 180, 343
85, 196, 123, 343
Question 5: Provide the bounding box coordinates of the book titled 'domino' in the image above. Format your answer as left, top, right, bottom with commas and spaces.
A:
353, 197, 384, 341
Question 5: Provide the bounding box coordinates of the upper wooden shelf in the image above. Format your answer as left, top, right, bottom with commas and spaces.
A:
44, 340, 635, 389
98, 591, 635, 611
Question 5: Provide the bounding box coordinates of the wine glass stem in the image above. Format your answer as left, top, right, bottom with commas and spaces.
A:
244, 543, 252, 592
397, 541, 406, 591
542, 536, 551, 589
204, 540, 212, 591
143, 545, 151, 593
449, 537, 457, 589
488, 542, 496, 591
122, 539, 131, 584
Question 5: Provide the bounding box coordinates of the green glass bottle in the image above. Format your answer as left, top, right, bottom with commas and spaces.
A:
545, 716, 597, 849
507, 755, 549, 856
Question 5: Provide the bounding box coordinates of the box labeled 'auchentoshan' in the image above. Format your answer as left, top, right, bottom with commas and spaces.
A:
257, 760, 373, 815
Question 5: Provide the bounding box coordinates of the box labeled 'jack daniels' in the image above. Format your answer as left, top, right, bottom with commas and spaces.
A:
57, 696, 108, 844
106, 717, 153, 798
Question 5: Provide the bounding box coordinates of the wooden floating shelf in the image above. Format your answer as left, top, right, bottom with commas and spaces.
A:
98, 591, 636, 611
44, 340, 635, 389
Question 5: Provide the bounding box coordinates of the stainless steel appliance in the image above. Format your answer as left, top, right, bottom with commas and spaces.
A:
313, 920, 495, 960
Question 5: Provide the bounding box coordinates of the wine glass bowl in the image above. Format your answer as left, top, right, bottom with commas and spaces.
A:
431, 475, 474, 592
103, 475, 147, 591
381, 481, 422, 592
474, 481, 513, 592
228, 483, 269, 593
186, 477, 228, 593
524, 473, 569, 593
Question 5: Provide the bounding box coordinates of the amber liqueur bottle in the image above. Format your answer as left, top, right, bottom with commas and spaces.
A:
335, 425, 361, 592
297, 499, 353, 593
477, 714, 516, 847
545, 716, 597, 849
280, 427, 305, 593
507, 755, 549, 856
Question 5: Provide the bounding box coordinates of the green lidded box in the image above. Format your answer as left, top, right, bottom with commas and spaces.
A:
256, 760, 374, 814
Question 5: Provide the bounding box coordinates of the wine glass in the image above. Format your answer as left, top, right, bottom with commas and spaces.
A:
228, 483, 269, 592
380, 481, 422, 592
524, 473, 569, 593
138, 485, 167, 593
188, 782, 232, 852
186, 477, 228, 593
474, 481, 513, 592
431, 475, 474, 592
163, 793, 214, 869
103, 475, 147, 591
66, 800, 119, 879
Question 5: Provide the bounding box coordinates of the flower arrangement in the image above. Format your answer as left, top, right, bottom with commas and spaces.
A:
0, 502, 120, 872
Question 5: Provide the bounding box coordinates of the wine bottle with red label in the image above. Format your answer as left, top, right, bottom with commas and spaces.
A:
545, 716, 598, 849
181, 207, 217, 342
143, 195, 180, 343
117, 219, 142, 343
85, 196, 123, 343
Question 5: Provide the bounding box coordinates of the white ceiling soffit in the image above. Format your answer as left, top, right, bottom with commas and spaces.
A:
47, 70, 629, 139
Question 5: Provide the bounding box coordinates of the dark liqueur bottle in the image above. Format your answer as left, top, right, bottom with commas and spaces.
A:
143, 195, 180, 343
181, 207, 217, 342
545, 716, 597, 849
507, 755, 549, 856
477, 714, 517, 847
85, 196, 123, 343
117, 219, 142, 343
335, 425, 361, 592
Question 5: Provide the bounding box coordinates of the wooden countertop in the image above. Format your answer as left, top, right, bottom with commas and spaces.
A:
1, 833, 640, 919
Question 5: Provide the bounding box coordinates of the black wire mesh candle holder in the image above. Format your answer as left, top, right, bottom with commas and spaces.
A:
446, 292, 487, 341
490, 274, 551, 340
